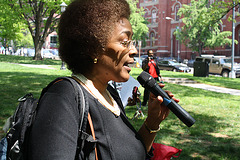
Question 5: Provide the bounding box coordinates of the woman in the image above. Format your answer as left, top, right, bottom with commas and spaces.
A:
27, 0, 179, 159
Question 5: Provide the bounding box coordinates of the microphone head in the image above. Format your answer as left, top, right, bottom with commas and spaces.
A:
137, 71, 156, 87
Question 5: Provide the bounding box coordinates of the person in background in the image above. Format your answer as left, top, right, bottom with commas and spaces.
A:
142, 49, 164, 106
27, 0, 178, 159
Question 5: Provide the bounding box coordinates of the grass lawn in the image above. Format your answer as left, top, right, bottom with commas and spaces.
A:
1, 54, 240, 159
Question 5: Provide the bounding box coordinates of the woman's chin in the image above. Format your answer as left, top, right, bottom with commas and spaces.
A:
116, 73, 130, 83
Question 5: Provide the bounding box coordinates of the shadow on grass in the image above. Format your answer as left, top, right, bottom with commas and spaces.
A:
169, 112, 240, 159
125, 79, 240, 159
125, 105, 240, 159
0, 54, 61, 65
0, 71, 64, 135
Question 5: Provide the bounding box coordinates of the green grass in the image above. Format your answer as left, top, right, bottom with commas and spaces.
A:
1, 54, 240, 159
129, 69, 240, 159
0, 54, 62, 65
160, 70, 240, 90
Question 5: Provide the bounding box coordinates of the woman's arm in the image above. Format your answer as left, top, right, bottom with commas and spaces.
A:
138, 87, 179, 152
28, 81, 80, 160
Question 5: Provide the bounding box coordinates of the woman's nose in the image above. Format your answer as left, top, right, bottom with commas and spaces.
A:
129, 45, 138, 56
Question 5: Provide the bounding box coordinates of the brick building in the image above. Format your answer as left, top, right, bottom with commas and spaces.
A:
138, 0, 240, 61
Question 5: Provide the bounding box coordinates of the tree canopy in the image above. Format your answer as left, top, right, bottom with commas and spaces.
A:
14, 29, 34, 48
1, 0, 71, 60
175, 0, 238, 56
0, 0, 148, 60
128, 0, 149, 46
0, 2, 25, 48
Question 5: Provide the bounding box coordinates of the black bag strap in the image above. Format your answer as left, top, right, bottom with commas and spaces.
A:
47, 77, 98, 159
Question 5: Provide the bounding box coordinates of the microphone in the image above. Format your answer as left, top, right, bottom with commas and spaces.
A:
137, 71, 195, 127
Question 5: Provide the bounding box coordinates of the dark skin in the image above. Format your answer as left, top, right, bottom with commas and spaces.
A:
138, 83, 179, 152
84, 17, 179, 152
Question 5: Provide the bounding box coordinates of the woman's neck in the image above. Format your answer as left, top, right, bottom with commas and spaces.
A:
82, 73, 112, 104
73, 73, 120, 116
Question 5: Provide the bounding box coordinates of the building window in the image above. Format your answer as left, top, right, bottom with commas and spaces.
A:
209, 0, 214, 5
144, 8, 148, 17
50, 35, 57, 44
152, 9, 157, 23
209, 0, 224, 5
150, 32, 155, 47
219, 24, 223, 32
50, 35, 57, 48
238, 3, 240, 13
175, 4, 180, 21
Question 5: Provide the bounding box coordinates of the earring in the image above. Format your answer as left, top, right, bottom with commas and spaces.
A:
94, 58, 98, 64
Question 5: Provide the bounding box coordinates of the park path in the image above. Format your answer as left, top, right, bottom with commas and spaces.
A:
18, 64, 56, 70
182, 83, 240, 96
163, 77, 240, 96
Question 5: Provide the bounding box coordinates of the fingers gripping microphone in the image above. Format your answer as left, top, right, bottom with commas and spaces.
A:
137, 71, 195, 127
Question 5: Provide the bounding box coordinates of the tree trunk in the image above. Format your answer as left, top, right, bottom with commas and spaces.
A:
33, 47, 42, 60
198, 46, 202, 57
10, 1, 60, 60
33, 40, 43, 60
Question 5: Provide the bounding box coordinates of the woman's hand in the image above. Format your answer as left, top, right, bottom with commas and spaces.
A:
138, 83, 180, 152
145, 83, 180, 129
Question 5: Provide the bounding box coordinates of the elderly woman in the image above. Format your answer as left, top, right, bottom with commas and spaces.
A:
27, 0, 178, 159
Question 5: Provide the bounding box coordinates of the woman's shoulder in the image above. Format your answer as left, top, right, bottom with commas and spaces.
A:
38, 78, 81, 113
44, 78, 78, 99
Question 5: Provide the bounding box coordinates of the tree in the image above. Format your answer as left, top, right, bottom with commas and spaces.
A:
175, 0, 238, 56
1, 0, 146, 60
0, 6, 33, 50
127, 0, 149, 46
1, 0, 71, 60
14, 29, 34, 48
0, 2, 24, 49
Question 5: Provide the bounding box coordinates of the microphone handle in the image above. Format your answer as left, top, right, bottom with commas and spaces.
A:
164, 98, 195, 127
152, 83, 196, 127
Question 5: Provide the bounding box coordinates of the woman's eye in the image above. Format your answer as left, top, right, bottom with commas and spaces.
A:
121, 41, 129, 47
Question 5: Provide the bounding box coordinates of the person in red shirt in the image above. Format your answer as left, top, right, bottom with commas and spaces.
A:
142, 50, 164, 106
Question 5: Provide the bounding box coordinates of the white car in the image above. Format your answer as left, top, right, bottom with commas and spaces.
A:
41, 49, 53, 59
